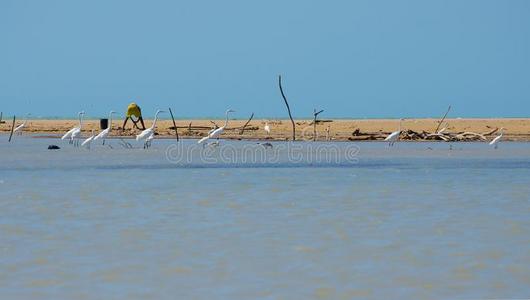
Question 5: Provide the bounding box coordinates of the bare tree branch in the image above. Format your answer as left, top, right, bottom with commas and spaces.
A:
435, 105, 451, 133
313, 109, 324, 141
279, 75, 296, 141
168, 107, 179, 142
239, 112, 254, 134
8, 115, 15, 142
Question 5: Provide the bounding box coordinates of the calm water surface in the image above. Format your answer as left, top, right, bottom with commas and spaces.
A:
1, 136, 529, 299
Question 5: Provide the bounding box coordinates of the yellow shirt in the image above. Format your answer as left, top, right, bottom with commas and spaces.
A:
126, 103, 142, 118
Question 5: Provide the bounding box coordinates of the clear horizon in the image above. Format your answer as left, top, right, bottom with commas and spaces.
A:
1, 0, 530, 119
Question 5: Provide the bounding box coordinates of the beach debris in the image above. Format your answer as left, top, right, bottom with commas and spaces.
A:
8, 115, 16, 142
168, 107, 179, 142
435, 105, 451, 133
278, 75, 296, 141
48, 145, 60, 150
0, 111, 3, 124
312, 109, 324, 141
239, 112, 255, 135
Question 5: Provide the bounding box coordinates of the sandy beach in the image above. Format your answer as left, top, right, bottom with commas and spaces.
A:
1, 118, 529, 141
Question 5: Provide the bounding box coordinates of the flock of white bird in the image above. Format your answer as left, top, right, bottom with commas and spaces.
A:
11, 110, 506, 149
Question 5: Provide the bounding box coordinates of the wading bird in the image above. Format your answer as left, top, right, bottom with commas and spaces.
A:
489, 128, 504, 149
385, 118, 404, 147
264, 122, 271, 135
144, 132, 154, 149
136, 109, 165, 148
94, 110, 116, 145
198, 109, 235, 144
13, 113, 31, 135
81, 129, 96, 149
62, 111, 85, 146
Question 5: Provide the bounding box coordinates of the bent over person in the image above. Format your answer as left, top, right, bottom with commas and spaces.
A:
122, 102, 146, 130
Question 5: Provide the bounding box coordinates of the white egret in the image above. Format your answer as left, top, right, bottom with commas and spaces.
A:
136, 109, 165, 148
13, 113, 31, 135
81, 129, 96, 149
94, 110, 116, 145
384, 118, 404, 146
198, 109, 235, 144
144, 132, 154, 149
264, 122, 271, 135
62, 111, 85, 146
489, 128, 504, 149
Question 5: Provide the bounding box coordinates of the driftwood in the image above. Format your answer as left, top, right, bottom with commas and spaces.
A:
278, 75, 296, 141
350, 127, 494, 142
168, 107, 179, 142
482, 128, 499, 136
239, 112, 254, 134
8, 115, 16, 142
312, 109, 324, 141
456, 132, 486, 141
435, 105, 451, 133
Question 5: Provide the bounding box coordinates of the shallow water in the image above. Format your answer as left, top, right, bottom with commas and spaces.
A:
1, 136, 529, 299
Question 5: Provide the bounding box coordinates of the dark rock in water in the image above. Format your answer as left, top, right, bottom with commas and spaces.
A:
48, 145, 60, 150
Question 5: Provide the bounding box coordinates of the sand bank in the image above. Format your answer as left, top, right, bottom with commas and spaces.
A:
1, 118, 529, 141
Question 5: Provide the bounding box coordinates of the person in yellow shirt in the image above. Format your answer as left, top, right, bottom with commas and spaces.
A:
122, 102, 146, 130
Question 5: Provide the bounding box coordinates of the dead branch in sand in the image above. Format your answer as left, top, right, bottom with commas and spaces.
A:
279, 75, 296, 141
348, 126, 493, 142
435, 105, 451, 133
482, 128, 499, 136
456, 132, 486, 141
239, 112, 254, 134
312, 109, 324, 141
168, 107, 179, 142
209, 120, 219, 128
8, 115, 15, 142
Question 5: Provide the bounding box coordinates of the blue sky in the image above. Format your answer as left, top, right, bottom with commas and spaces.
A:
1, 0, 529, 118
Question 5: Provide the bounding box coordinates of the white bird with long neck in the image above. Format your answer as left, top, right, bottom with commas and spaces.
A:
62, 111, 85, 146
489, 127, 504, 149
264, 122, 271, 135
94, 111, 116, 145
136, 109, 165, 147
13, 113, 31, 135
144, 132, 155, 149
384, 118, 404, 147
81, 129, 96, 149
198, 109, 235, 144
